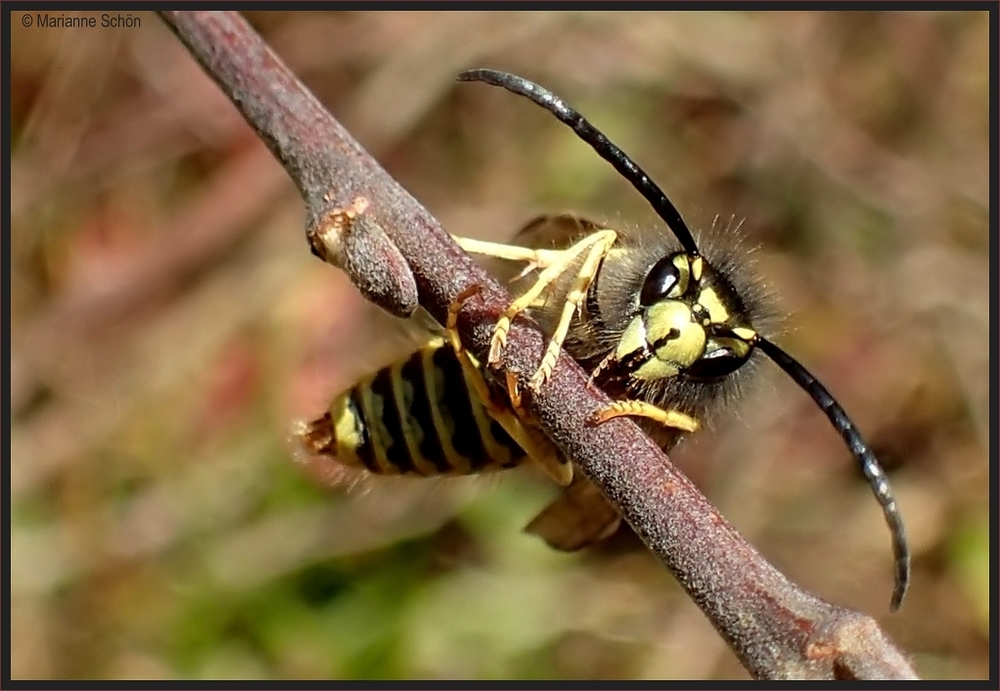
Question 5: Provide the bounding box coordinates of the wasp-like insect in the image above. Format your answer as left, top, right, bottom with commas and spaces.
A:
297, 69, 910, 611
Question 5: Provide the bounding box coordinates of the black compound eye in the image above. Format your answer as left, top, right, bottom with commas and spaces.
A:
685, 347, 747, 380
640, 255, 683, 306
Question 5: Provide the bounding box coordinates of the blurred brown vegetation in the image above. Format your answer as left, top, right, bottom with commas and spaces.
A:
9, 10, 990, 680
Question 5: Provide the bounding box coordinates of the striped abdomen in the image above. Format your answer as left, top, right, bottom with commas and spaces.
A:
299, 339, 526, 476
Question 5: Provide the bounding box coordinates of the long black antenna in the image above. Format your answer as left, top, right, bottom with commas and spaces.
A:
459, 68, 909, 611
757, 336, 910, 611
458, 69, 701, 257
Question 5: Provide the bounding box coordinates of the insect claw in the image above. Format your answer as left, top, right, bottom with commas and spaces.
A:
591, 401, 700, 433
505, 370, 523, 408
488, 321, 509, 364
447, 284, 484, 353
529, 342, 561, 391
304, 70, 913, 614
511, 263, 539, 282
527, 368, 548, 392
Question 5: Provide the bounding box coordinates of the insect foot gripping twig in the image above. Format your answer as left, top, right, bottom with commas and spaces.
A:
456, 68, 911, 615
157, 14, 919, 675
591, 400, 699, 434
446, 285, 575, 487
454, 229, 618, 390
307, 196, 419, 319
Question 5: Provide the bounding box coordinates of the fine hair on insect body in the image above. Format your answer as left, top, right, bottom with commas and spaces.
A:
299, 68, 910, 612
455, 68, 909, 611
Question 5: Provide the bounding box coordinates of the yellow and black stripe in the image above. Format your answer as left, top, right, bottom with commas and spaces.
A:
299, 340, 525, 477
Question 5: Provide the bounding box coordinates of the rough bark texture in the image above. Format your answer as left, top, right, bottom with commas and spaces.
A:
159, 11, 917, 680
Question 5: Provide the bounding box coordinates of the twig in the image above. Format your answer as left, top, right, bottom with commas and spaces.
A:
158, 11, 917, 680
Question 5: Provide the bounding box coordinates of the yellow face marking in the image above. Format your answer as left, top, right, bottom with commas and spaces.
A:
670, 254, 691, 298
646, 301, 706, 369
690, 256, 704, 283
731, 326, 757, 342
614, 316, 649, 363
634, 357, 681, 380
708, 336, 753, 361
617, 301, 707, 382
695, 286, 731, 325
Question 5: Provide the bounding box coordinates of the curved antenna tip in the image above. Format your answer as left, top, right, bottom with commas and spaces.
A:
756, 336, 910, 612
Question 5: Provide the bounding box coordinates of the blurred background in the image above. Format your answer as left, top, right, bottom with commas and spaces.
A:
9, 10, 990, 680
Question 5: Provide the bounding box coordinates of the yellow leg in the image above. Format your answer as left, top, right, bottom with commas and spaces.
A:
455, 232, 617, 388
592, 400, 699, 433
586, 351, 617, 390
446, 285, 482, 356
447, 285, 513, 419
504, 370, 522, 410
452, 236, 565, 272
528, 231, 616, 390
446, 286, 573, 487
499, 369, 572, 486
